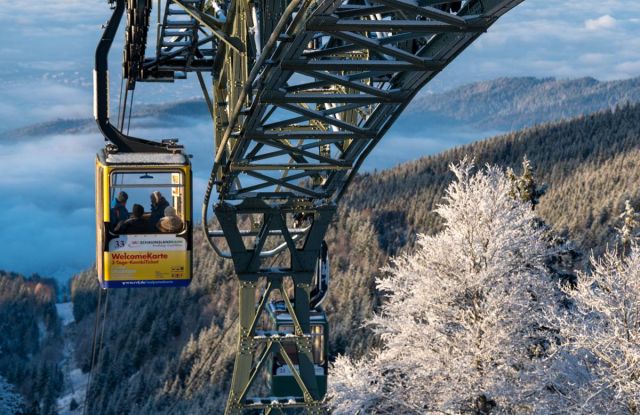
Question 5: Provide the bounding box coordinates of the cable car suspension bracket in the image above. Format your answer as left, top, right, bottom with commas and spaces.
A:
215, 199, 335, 414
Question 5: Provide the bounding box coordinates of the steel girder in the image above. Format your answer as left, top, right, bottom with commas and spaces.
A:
133, 0, 523, 208
139, 0, 226, 82
113, 0, 525, 413
204, 0, 524, 208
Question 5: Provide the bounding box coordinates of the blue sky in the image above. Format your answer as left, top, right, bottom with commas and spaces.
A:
443, 0, 640, 85
0, 0, 639, 283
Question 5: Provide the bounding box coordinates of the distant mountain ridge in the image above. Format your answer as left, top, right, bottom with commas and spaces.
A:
408, 76, 640, 130
3, 76, 640, 141
0, 99, 209, 140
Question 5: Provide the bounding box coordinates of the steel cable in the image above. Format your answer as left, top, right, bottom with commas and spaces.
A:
82, 288, 105, 415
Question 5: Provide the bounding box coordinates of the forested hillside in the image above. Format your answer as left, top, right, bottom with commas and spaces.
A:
347, 103, 640, 257
70, 103, 640, 413
0, 272, 62, 414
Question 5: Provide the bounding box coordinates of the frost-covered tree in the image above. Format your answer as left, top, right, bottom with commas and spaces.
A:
328, 161, 559, 414
554, 245, 640, 414
0, 375, 24, 415
617, 200, 639, 253
508, 156, 546, 210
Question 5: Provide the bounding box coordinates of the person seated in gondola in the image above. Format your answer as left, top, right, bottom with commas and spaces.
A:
110, 191, 129, 230
149, 191, 170, 227
293, 211, 313, 228
437, 1, 461, 12
156, 207, 184, 233
115, 204, 149, 234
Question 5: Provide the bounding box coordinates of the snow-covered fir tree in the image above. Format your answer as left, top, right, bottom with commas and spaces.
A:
553, 244, 640, 414
618, 200, 639, 253
507, 156, 546, 210
0, 375, 24, 415
328, 161, 560, 414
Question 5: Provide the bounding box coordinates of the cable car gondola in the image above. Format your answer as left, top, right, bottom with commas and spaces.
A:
267, 301, 328, 398
93, 0, 192, 289
95, 149, 192, 288
263, 243, 330, 397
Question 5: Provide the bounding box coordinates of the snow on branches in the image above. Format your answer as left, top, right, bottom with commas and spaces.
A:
0, 375, 24, 415
554, 245, 640, 414
618, 200, 639, 251
328, 161, 558, 414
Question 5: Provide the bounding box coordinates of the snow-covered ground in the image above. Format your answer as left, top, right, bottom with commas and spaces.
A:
55, 302, 88, 415
57, 367, 88, 415
56, 302, 74, 327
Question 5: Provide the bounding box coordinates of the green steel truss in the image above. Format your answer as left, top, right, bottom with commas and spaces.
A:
215, 200, 335, 413
206, 0, 523, 207
104, 0, 526, 412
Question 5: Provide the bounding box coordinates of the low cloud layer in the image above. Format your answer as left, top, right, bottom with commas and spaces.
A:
0, 118, 214, 283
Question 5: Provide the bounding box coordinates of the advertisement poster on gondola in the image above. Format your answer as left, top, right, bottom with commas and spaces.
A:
103, 234, 191, 287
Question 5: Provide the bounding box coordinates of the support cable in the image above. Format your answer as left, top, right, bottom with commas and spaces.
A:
118, 86, 129, 131
115, 77, 125, 135
82, 288, 105, 415
126, 88, 136, 135
96, 290, 110, 373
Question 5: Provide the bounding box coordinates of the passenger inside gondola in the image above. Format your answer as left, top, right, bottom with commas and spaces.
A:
111, 196, 185, 234
149, 191, 169, 228
110, 171, 185, 234
156, 206, 184, 233
437, 1, 462, 13
110, 191, 129, 230
149, 191, 170, 228
114, 203, 148, 233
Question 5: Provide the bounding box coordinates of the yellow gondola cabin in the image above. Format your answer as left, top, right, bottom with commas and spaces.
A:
95, 149, 192, 288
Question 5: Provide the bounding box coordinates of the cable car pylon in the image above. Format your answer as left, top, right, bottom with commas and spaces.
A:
95, 0, 525, 412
